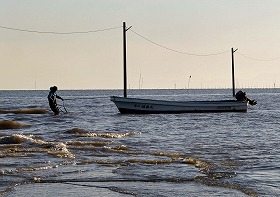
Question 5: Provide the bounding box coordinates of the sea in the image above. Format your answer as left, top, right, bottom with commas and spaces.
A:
0, 89, 279, 197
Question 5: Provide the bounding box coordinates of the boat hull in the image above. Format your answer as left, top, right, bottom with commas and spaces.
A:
110, 96, 247, 114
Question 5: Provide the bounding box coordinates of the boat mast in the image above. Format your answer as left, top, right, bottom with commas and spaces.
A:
123, 22, 127, 97
123, 22, 132, 97
231, 48, 238, 97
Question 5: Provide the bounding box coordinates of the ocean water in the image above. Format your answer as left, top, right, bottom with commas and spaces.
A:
0, 89, 279, 197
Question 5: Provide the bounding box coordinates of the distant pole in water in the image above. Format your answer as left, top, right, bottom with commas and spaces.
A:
123, 22, 132, 97
188, 75, 191, 89
231, 48, 238, 97
139, 70, 143, 90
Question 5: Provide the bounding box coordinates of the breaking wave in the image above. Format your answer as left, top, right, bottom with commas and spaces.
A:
0, 134, 74, 159
66, 128, 141, 138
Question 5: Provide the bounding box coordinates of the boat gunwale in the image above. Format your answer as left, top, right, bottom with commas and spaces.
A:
110, 96, 246, 104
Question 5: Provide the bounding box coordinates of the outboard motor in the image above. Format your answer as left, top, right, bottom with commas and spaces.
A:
235, 90, 257, 106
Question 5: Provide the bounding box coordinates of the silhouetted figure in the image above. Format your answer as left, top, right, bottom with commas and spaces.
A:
48, 86, 64, 115
235, 90, 257, 106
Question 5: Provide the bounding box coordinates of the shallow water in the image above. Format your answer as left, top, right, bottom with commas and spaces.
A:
0, 89, 279, 196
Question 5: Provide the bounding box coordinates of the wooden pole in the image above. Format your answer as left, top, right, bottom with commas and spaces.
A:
231, 48, 238, 97
123, 22, 127, 97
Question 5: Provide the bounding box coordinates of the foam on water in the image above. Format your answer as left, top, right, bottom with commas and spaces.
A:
0, 134, 75, 159
66, 128, 141, 138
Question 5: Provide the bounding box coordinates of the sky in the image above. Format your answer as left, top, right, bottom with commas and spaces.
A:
0, 0, 280, 90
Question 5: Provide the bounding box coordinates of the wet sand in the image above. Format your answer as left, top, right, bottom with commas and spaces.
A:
7, 181, 249, 197
7, 183, 131, 197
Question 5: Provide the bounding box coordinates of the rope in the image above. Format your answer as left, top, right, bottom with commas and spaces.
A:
0, 25, 122, 35
236, 51, 280, 61
4, 23, 279, 61
129, 29, 230, 56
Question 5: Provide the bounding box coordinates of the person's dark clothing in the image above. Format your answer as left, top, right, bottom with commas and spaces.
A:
48, 90, 63, 115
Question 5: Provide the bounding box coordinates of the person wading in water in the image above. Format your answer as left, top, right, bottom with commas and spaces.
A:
48, 86, 64, 115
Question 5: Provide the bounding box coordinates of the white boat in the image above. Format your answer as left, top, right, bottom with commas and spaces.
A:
111, 22, 255, 114
110, 96, 247, 114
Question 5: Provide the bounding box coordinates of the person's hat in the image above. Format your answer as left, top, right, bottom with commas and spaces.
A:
50, 86, 58, 91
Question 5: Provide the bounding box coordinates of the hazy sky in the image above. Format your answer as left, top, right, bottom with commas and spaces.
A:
1, 0, 280, 90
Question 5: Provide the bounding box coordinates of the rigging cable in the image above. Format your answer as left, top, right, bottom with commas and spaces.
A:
236, 51, 280, 61
4, 24, 278, 60
129, 29, 230, 56
0, 25, 122, 34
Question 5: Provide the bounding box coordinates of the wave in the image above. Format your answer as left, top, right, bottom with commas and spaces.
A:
183, 157, 211, 173
66, 128, 141, 138
0, 134, 74, 159
0, 108, 48, 114
0, 132, 258, 196
0, 120, 31, 130
66, 140, 110, 147
0, 134, 26, 144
